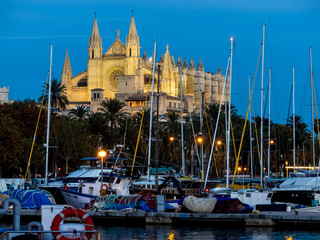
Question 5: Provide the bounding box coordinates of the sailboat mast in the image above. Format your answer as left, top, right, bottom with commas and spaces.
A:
180, 64, 185, 175
310, 47, 315, 169
155, 64, 160, 189
147, 41, 157, 182
268, 68, 271, 178
45, 44, 53, 185
260, 24, 265, 188
249, 75, 253, 179
226, 37, 234, 188
293, 67, 296, 173
198, 76, 204, 179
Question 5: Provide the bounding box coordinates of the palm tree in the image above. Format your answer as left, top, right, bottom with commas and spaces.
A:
68, 105, 89, 121
98, 98, 126, 132
39, 79, 69, 110
288, 115, 310, 147
97, 98, 127, 148
161, 110, 180, 136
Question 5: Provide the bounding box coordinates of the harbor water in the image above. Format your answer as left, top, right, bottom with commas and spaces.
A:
94, 224, 320, 240
2, 221, 320, 239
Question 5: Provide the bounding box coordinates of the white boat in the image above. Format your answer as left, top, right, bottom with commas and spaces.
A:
271, 177, 320, 206
231, 189, 273, 210
59, 157, 132, 208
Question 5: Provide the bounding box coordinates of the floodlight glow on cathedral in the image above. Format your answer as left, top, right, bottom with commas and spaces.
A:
61, 15, 229, 115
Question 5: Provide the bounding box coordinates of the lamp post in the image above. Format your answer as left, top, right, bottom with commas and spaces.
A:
170, 135, 203, 176
217, 140, 226, 177
98, 150, 107, 195
196, 134, 203, 178
169, 137, 182, 171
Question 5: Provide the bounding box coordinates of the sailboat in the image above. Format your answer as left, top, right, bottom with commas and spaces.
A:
36, 45, 67, 203
271, 50, 320, 207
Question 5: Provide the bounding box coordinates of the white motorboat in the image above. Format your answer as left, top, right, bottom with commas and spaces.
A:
271, 177, 320, 206
59, 156, 132, 208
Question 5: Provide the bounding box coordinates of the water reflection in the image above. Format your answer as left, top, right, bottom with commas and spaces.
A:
95, 225, 320, 240
0, 222, 319, 240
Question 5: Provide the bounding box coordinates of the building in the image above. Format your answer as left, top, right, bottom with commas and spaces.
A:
61, 15, 229, 115
0, 87, 9, 104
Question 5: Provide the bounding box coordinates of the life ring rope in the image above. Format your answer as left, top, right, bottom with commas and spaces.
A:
51, 208, 94, 240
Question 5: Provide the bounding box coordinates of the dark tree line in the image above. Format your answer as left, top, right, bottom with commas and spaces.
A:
0, 79, 318, 178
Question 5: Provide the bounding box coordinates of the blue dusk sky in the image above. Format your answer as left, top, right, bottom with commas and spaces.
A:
1, 0, 319, 126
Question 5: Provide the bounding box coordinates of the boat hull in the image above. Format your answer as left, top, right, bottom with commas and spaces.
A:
271, 190, 315, 206
59, 188, 97, 208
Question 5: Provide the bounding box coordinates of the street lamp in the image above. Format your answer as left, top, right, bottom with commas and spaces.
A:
98, 150, 107, 196
216, 140, 226, 176
196, 135, 203, 144
169, 136, 182, 170
169, 136, 182, 145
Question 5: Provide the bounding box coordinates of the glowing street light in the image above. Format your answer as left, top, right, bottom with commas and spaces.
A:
196, 136, 203, 144
98, 150, 107, 158
217, 140, 222, 146
98, 150, 107, 195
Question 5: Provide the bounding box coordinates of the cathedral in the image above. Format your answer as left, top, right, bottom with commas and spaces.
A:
61, 15, 229, 115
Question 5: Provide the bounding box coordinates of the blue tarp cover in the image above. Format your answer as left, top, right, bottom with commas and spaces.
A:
3, 189, 55, 209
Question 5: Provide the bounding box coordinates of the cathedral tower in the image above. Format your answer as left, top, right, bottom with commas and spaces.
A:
126, 15, 140, 75
88, 16, 103, 92
61, 50, 72, 95
88, 17, 102, 59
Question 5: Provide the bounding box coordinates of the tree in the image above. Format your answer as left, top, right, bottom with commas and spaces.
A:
0, 110, 23, 177
97, 98, 127, 148
161, 110, 180, 136
68, 105, 89, 121
40, 79, 69, 110
98, 98, 126, 132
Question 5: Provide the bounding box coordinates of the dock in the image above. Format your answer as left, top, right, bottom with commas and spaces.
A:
6, 208, 320, 228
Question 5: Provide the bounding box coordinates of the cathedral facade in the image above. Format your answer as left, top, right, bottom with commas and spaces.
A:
61, 16, 229, 115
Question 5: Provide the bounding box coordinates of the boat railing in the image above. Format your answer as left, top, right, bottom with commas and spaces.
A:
1, 230, 100, 240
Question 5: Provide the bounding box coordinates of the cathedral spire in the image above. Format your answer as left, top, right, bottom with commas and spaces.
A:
217, 66, 221, 74
62, 50, 72, 76
160, 53, 164, 63
171, 55, 175, 66
177, 57, 182, 67
183, 58, 188, 68
197, 58, 204, 71
90, 17, 101, 39
61, 50, 72, 87
143, 49, 147, 60
89, 15, 102, 59
128, 16, 138, 39
126, 15, 140, 57
189, 58, 195, 69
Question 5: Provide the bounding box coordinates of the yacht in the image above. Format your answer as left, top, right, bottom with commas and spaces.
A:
59, 156, 132, 209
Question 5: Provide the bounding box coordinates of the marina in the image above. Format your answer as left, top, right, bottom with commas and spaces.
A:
1, 1, 320, 239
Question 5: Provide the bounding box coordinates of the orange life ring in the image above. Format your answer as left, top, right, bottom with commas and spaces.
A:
51, 208, 94, 240
100, 184, 108, 196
